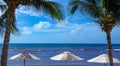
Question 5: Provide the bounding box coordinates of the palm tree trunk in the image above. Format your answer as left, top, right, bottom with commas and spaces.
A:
1, 4, 15, 66
1, 10, 14, 66
0, 1, 20, 66
1, 19, 12, 66
106, 32, 113, 66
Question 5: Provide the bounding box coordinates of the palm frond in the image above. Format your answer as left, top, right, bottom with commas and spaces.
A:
0, 8, 8, 36
68, 0, 103, 19
0, 9, 19, 35
21, 0, 64, 20
69, 0, 120, 27
0, 2, 6, 12
10, 14, 19, 35
20, 0, 33, 7
20, 0, 64, 21
68, 0, 80, 14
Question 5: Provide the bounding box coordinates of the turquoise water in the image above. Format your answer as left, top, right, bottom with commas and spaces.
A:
0, 43, 120, 66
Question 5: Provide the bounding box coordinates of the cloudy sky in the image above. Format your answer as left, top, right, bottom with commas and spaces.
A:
0, 0, 120, 44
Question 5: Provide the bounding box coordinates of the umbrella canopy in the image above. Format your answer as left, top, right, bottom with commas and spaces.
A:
50, 51, 84, 60
9, 52, 40, 60
87, 54, 120, 63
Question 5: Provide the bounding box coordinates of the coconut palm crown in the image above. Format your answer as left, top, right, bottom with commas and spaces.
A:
68, 0, 120, 66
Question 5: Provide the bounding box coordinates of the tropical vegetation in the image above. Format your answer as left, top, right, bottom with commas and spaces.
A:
68, 0, 120, 66
0, 0, 63, 66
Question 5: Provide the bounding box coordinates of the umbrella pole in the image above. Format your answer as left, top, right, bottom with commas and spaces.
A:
24, 59, 26, 66
66, 60, 67, 66
104, 63, 105, 66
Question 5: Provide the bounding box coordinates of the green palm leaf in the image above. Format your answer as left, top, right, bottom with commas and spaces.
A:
20, 0, 64, 21
0, 2, 6, 12
68, 0, 103, 19
0, 9, 19, 35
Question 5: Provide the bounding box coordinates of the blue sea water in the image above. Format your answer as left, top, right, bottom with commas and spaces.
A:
0, 43, 120, 66
0, 43, 120, 49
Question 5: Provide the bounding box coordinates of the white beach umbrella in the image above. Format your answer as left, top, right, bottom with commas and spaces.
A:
9, 52, 40, 66
50, 51, 84, 66
87, 54, 120, 66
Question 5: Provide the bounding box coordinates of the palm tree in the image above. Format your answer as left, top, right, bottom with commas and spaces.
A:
68, 0, 120, 66
0, 0, 63, 66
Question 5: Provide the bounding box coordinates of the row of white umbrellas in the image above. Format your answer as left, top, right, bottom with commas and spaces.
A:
9, 51, 120, 66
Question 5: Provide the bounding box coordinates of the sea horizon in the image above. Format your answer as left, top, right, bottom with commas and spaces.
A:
0, 43, 120, 49
0, 43, 120, 44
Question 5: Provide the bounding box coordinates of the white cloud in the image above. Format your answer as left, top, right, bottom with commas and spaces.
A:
16, 6, 41, 17
56, 19, 68, 27
33, 21, 51, 30
22, 27, 32, 34
21, 21, 52, 35
23, 27, 29, 31
16, 6, 56, 21
22, 31, 32, 34
16, 6, 54, 20
20, 19, 99, 35
69, 22, 98, 34
70, 27, 82, 34
55, 20, 96, 34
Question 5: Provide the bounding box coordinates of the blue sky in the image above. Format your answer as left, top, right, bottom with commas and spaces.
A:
0, 0, 120, 43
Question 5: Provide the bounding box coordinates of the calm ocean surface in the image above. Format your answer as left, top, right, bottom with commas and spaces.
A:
0, 43, 120, 49
0, 43, 120, 66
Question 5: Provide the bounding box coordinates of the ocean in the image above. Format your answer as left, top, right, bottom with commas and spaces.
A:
0, 43, 120, 66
